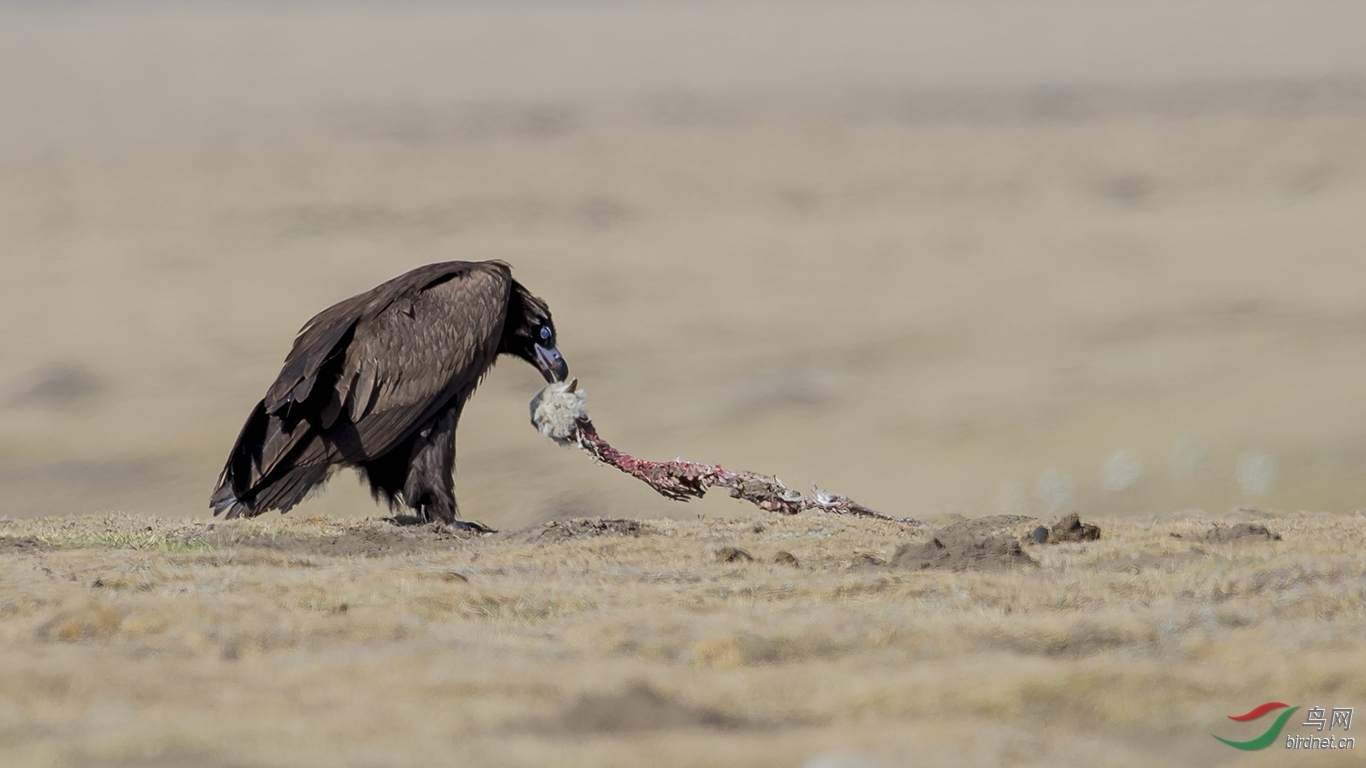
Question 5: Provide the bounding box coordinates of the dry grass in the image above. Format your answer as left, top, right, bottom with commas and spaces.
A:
2, 509, 1364, 767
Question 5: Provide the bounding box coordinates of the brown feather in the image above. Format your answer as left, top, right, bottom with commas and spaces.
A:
212, 260, 528, 519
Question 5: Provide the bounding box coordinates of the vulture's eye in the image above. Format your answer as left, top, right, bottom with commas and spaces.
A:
539, 326, 552, 341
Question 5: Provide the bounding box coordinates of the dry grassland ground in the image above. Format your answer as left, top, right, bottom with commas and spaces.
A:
5, 3, 1366, 766
1, 510, 1365, 767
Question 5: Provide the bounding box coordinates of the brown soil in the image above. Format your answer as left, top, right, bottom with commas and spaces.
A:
0, 537, 50, 554
538, 684, 748, 734
230, 528, 465, 558
890, 516, 1038, 571
230, 517, 656, 555
494, 518, 653, 545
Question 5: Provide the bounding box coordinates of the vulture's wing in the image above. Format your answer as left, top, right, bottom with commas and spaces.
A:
237, 260, 513, 489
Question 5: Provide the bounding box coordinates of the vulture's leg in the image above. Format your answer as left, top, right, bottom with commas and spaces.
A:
357, 407, 456, 524
403, 399, 489, 531
403, 405, 460, 526
360, 395, 487, 531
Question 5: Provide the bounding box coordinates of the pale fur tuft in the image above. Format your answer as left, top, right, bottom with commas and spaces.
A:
530, 379, 587, 446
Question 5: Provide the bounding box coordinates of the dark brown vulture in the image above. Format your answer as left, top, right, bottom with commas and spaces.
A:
210, 260, 568, 529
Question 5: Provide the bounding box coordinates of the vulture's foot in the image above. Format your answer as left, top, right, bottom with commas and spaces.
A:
442, 519, 496, 534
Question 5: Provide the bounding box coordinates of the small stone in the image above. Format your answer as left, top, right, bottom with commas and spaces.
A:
1031, 526, 1049, 544
773, 551, 800, 567
441, 572, 470, 583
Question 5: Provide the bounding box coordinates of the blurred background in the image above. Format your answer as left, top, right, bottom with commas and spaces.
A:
2, 0, 1365, 528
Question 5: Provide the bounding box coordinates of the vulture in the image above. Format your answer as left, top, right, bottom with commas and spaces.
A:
210, 260, 569, 529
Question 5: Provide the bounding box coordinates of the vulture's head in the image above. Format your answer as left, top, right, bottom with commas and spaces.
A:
502, 280, 570, 383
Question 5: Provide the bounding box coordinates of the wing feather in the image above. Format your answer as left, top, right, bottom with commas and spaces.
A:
235, 260, 513, 493
332, 263, 511, 456
347, 365, 376, 422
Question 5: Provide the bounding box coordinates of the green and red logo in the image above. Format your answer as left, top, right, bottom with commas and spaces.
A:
1213, 702, 1299, 750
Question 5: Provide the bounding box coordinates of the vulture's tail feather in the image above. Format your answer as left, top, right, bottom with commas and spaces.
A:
212, 462, 331, 519
211, 398, 331, 518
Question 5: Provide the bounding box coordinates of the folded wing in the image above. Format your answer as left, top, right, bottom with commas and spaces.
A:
212, 260, 513, 517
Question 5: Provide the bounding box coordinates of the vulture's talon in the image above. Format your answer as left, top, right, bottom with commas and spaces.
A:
443, 520, 495, 534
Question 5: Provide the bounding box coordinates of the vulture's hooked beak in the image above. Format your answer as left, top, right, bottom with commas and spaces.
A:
533, 343, 570, 383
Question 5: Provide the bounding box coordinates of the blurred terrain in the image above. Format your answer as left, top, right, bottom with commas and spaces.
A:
2, 1, 1366, 527
2, 509, 1363, 768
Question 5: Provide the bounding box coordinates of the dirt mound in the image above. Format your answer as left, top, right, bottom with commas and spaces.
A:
231, 528, 462, 558
498, 518, 652, 545
0, 537, 50, 554
891, 517, 1037, 571
1050, 513, 1102, 543
540, 684, 746, 733
1200, 523, 1282, 542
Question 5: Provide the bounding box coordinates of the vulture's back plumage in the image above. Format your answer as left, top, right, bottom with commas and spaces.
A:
212, 260, 568, 527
